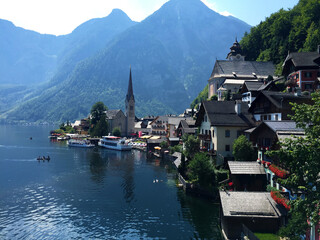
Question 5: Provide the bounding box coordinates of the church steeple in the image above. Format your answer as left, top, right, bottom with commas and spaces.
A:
126, 66, 135, 102
125, 66, 135, 136
226, 38, 244, 61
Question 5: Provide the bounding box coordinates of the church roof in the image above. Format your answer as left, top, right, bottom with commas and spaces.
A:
210, 60, 275, 80
106, 109, 123, 119
126, 67, 134, 102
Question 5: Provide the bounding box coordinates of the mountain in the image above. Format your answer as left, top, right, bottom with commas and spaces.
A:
0, 9, 135, 115
2, 0, 251, 123
0, 19, 64, 85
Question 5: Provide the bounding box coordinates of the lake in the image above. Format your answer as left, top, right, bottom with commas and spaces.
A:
0, 125, 221, 239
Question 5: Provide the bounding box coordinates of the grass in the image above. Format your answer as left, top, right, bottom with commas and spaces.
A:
254, 233, 280, 240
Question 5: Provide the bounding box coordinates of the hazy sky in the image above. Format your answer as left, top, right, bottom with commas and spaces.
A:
0, 0, 299, 36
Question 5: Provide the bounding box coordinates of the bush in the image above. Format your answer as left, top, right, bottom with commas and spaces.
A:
187, 152, 215, 187
112, 127, 121, 137
169, 144, 182, 154
215, 168, 229, 183
232, 135, 256, 161
160, 141, 169, 149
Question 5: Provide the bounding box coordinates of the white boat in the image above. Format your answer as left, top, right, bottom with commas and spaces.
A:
98, 136, 132, 151
67, 139, 95, 148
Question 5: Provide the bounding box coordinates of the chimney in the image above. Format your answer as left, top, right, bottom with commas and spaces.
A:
235, 100, 242, 115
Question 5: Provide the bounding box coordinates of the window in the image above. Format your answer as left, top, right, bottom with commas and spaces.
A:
275, 114, 278, 121
225, 130, 230, 138
225, 145, 230, 152
304, 72, 312, 78
305, 84, 312, 90
237, 130, 242, 138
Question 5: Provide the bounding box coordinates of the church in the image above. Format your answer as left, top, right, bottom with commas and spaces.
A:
208, 39, 275, 99
105, 67, 135, 137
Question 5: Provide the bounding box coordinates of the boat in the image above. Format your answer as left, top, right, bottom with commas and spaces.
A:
67, 139, 95, 148
98, 136, 132, 151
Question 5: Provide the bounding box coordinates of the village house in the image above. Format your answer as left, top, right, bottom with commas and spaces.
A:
227, 161, 267, 192
208, 39, 275, 99
134, 120, 152, 136
150, 115, 168, 136
177, 118, 196, 137
240, 79, 280, 106
282, 46, 320, 92
196, 101, 255, 165
247, 121, 304, 190
72, 118, 90, 135
248, 90, 312, 122
219, 191, 286, 240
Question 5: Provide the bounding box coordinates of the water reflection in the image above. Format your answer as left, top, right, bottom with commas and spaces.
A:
0, 125, 221, 239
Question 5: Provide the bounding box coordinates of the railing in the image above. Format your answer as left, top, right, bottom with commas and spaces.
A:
198, 134, 211, 141
241, 224, 259, 240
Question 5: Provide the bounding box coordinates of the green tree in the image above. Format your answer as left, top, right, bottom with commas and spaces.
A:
190, 84, 208, 109
232, 135, 256, 161
183, 134, 200, 160
89, 101, 108, 137
91, 118, 109, 137
268, 92, 320, 238
160, 141, 169, 149
90, 101, 107, 125
112, 127, 121, 137
187, 152, 215, 187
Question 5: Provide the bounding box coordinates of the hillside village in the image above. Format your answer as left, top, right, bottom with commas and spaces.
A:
57, 39, 320, 240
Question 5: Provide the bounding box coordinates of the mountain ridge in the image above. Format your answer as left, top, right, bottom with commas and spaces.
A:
1, 0, 251, 123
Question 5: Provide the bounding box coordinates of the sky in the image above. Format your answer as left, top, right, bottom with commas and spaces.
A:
0, 0, 299, 36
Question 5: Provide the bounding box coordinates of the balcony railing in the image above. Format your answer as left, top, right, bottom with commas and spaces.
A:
198, 134, 211, 141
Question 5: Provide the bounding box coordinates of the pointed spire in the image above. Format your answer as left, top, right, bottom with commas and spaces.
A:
126, 66, 134, 102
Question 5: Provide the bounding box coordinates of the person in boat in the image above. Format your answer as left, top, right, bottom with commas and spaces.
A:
37, 156, 41, 160
47, 156, 50, 161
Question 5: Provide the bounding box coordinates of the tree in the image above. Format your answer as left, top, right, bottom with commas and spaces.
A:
268, 92, 320, 238
183, 134, 200, 160
89, 102, 108, 137
160, 141, 169, 149
90, 101, 107, 125
232, 135, 256, 161
112, 127, 121, 137
187, 152, 215, 188
90, 118, 109, 137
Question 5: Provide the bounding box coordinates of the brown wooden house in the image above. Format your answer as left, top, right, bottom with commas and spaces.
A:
248, 91, 312, 122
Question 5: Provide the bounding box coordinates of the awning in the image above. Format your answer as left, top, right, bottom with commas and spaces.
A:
140, 135, 152, 139
150, 136, 161, 140
169, 137, 180, 141
154, 146, 161, 150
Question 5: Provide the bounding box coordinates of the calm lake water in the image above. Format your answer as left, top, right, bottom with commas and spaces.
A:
0, 125, 221, 239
